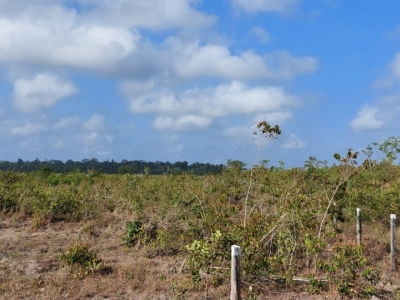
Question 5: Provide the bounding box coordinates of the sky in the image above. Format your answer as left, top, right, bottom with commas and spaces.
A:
1, 0, 400, 168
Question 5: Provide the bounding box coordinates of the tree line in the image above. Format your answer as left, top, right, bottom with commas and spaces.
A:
0, 158, 224, 175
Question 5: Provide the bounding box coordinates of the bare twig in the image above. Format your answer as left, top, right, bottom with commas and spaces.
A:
259, 213, 287, 244
178, 256, 187, 273
292, 276, 328, 282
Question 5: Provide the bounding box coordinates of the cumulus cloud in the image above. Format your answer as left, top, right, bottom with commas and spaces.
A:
153, 115, 212, 131
253, 111, 293, 125
350, 104, 385, 131
250, 27, 271, 43
124, 81, 298, 131
54, 116, 80, 129
77, 0, 216, 30
0, 1, 316, 82
19, 140, 41, 151
373, 53, 400, 89
169, 40, 317, 80
390, 53, 400, 79
163, 133, 180, 142
168, 144, 183, 152
222, 125, 254, 141
11, 121, 47, 135
76, 131, 114, 151
373, 78, 393, 89
54, 140, 68, 149
13, 73, 77, 113
63, 114, 114, 155
171, 40, 268, 79
385, 24, 400, 40
0, 5, 139, 72
282, 134, 306, 149
54, 130, 113, 154
264, 51, 318, 80
127, 81, 297, 117
83, 114, 104, 131
231, 0, 302, 14
80, 132, 101, 146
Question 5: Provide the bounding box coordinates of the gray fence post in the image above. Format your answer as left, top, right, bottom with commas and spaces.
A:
231, 245, 241, 300
357, 208, 362, 245
391, 214, 396, 272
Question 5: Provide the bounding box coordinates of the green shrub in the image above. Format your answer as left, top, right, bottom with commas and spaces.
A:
122, 220, 158, 247
60, 242, 104, 277
123, 220, 143, 246
318, 243, 378, 297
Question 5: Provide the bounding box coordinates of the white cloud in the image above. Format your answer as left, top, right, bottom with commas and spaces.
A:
97, 151, 112, 157
124, 81, 298, 132
282, 134, 306, 149
171, 40, 269, 79
54, 131, 113, 153
153, 115, 212, 131
222, 125, 254, 141
231, 0, 302, 14
129, 81, 297, 117
373, 53, 400, 89
11, 122, 47, 135
168, 144, 183, 152
385, 25, 400, 39
0, 6, 139, 72
0, 2, 316, 83
77, 0, 216, 30
54, 116, 80, 129
120, 79, 156, 94
75, 131, 113, 149
253, 111, 293, 125
163, 133, 180, 142
13, 73, 77, 113
54, 140, 67, 149
373, 78, 394, 89
19, 140, 41, 151
350, 104, 385, 131
169, 40, 317, 80
70, 114, 114, 154
250, 27, 271, 43
80, 132, 100, 145
390, 53, 400, 79
264, 51, 318, 80
83, 114, 104, 131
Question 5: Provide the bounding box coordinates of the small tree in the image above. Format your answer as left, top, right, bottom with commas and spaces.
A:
374, 136, 400, 164
362, 137, 400, 165
226, 159, 247, 173
243, 121, 282, 227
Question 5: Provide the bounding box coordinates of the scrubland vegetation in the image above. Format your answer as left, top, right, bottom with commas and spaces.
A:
2, 128, 400, 299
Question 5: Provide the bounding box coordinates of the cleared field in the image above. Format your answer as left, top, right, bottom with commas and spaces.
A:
1, 162, 400, 299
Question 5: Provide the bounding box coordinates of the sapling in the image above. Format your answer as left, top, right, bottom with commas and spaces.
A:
243, 121, 281, 228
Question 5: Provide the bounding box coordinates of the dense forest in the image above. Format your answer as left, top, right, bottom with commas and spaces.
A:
0, 158, 224, 175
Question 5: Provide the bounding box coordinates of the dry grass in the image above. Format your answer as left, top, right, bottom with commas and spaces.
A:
2, 211, 400, 299
0, 212, 185, 299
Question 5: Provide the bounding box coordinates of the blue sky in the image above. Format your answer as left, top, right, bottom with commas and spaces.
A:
1, 0, 400, 168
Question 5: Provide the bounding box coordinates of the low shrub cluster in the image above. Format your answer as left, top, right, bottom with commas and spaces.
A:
1, 152, 400, 298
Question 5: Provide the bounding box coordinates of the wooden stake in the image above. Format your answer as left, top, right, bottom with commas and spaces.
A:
231, 245, 241, 300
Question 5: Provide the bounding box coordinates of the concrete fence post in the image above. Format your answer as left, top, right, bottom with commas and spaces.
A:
231, 245, 241, 300
357, 208, 362, 245
391, 214, 396, 272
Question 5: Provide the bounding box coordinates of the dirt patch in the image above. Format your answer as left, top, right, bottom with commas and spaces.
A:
0, 213, 183, 299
